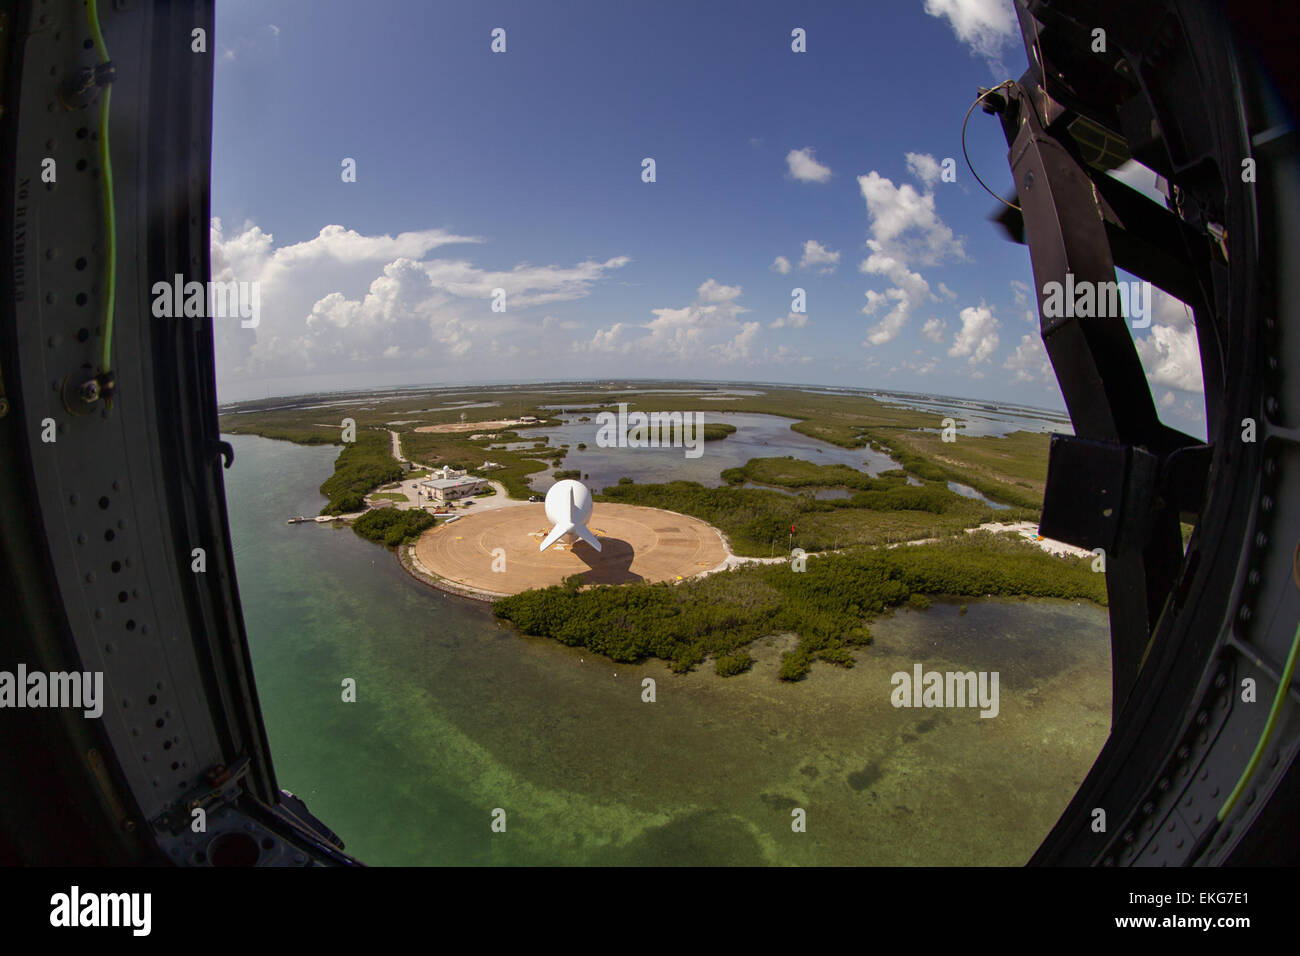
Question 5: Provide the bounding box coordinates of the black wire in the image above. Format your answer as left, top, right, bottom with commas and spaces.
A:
961, 81, 1020, 212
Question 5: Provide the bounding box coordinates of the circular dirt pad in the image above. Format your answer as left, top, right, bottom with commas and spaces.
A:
412, 502, 728, 597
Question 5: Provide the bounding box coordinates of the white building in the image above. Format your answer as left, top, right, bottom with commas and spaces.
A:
420, 475, 488, 503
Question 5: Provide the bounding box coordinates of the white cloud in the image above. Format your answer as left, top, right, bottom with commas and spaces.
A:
589, 322, 635, 353
860, 248, 933, 346
586, 278, 759, 364
1132, 287, 1202, 393
786, 147, 832, 183
857, 170, 965, 266
697, 278, 743, 303
1134, 324, 1202, 392
862, 290, 889, 316
771, 255, 792, 274
210, 218, 628, 381
770, 312, 808, 329
938, 282, 957, 300
1151, 286, 1195, 328
541, 314, 578, 331
716, 322, 762, 361
905, 152, 943, 187
798, 239, 841, 274
763, 344, 813, 364
949, 303, 1000, 364
903, 357, 940, 376
854, 156, 967, 351
1009, 279, 1030, 306
923, 0, 1017, 71
1003, 332, 1053, 384
922, 318, 947, 343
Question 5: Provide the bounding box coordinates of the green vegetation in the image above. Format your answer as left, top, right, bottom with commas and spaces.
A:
553, 469, 581, 480
722, 456, 878, 489
351, 507, 437, 547
626, 420, 737, 443
598, 472, 1033, 556
860, 428, 1048, 512
779, 652, 813, 682
714, 652, 754, 677
369, 492, 408, 502
319, 430, 403, 515
494, 532, 1106, 680
218, 383, 1061, 520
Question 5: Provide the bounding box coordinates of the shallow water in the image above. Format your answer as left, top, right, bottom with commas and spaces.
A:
947, 481, 1013, 510
525, 411, 898, 493
225, 433, 1112, 865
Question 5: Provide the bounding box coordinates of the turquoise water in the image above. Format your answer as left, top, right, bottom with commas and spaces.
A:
225, 433, 1112, 865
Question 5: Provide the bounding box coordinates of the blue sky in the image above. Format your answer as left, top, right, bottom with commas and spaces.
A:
210, 0, 1205, 434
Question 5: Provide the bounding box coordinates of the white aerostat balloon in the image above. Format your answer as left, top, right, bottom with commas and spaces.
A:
539, 479, 601, 552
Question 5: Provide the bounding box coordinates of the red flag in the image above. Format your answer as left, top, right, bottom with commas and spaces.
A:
790, 524, 795, 533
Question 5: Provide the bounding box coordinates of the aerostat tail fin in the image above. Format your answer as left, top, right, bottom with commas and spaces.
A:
538, 521, 602, 552
570, 523, 602, 552
539, 523, 572, 552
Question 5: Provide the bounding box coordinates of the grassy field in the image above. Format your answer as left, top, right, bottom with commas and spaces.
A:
599, 474, 1035, 556
862, 428, 1049, 512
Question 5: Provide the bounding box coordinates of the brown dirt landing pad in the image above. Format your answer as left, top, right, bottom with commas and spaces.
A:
412, 419, 523, 433
412, 503, 728, 597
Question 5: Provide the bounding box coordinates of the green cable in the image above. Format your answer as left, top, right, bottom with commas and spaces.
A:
87, 0, 116, 379
1217, 620, 1300, 821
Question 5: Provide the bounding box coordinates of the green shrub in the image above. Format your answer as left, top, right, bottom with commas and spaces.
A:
818, 647, 856, 668
351, 507, 436, 547
493, 533, 1104, 681
323, 493, 367, 515
670, 645, 705, 673
319, 430, 403, 515
714, 653, 754, 677
778, 651, 812, 682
